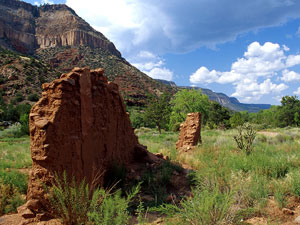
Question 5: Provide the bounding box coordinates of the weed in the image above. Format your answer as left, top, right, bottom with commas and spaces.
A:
273, 181, 287, 209
290, 170, 300, 197
47, 171, 140, 225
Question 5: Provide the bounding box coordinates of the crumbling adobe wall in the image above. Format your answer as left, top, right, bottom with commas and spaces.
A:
26, 67, 146, 214
176, 112, 202, 150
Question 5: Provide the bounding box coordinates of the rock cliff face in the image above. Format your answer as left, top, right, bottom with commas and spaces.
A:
176, 112, 202, 151
0, 0, 38, 53
26, 67, 149, 215
0, 0, 121, 57
0, 0, 175, 107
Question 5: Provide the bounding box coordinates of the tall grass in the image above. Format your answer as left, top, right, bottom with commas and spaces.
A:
0, 135, 30, 216
135, 127, 300, 223
47, 172, 140, 225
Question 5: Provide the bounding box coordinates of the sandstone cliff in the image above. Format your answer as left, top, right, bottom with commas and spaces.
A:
0, 0, 175, 107
0, 0, 121, 57
0, 0, 38, 53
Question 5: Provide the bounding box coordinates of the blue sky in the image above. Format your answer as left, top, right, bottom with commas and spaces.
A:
24, 0, 300, 104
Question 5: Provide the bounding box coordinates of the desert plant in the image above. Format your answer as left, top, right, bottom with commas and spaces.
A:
234, 123, 256, 155
48, 172, 139, 225
88, 186, 139, 225
178, 185, 234, 225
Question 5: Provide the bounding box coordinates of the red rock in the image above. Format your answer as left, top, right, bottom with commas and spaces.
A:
26, 67, 150, 215
176, 112, 202, 150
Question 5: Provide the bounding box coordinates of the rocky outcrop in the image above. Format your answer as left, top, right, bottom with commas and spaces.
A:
0, 0, 38, 53
35, 4, 121, 57
0, 0, 121, 57
176, 112, 202, 150
26, 67, 149, 216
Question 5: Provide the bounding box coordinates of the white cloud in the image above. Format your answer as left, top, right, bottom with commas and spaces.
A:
189, 67, 220, 84
294, 87, 300, 95
190, 41, 297, 102
283, 45, 290, 51
34, 0, 54, 5
232, 79, 288, 102
147, 67, 173, 81
286, 55, 300, 67
281, 69, 300, 82
130, 51, 173, 81
66, 0, 300, 56
232, 42, 286, 78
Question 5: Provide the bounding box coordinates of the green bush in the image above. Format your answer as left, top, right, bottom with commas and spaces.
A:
28, 93, 39, 102
20, 114, 29, 136
14, 93, 24, 103
48, 172, 139, 225
0, 170, 28, 193
178, 185, 234, 225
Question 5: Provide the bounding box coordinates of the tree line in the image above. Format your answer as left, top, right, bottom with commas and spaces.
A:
129, 89, 300, 132
129, 89, 231, 133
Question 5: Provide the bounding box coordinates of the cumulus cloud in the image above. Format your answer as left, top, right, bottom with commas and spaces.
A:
190, 67, 220, 84
147, 67, 173, 81
66, 0, 300, 56
231, 79, 288, 102
189, 42, 299, 102
286, 55, 300, 67
281, 69, 300, 82
130, 51, 173, 81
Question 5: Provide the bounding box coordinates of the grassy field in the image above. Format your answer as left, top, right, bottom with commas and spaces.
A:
0, 125, 31, 216
137, 127, 300, 224
2, 126, 300, 224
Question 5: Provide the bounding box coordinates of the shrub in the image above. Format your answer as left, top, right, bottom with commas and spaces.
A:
234, 123, 256, 155
0, 170, 28, 193
28, 93, 39, 102
156, 169, 234, 225
20, 114, 29, 136
178, 185, 234, 225
14, 93, 24, 103
48, 172, 139, 225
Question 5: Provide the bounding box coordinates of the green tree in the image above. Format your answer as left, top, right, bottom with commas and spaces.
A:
169, 89, 210, 130
20, 113, 29, 135
144, 93, 171, 133
206, 101, 231, 129
229, 112, 245, 128
276, 96, 300, 127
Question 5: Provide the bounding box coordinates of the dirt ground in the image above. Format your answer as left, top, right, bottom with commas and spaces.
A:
257, 131, 280, 137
